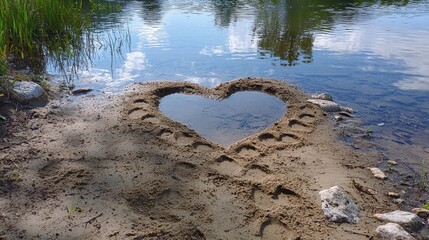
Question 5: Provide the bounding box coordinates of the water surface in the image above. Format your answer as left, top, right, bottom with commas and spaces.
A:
48, 0, 429, 170
159, 92, 286, 146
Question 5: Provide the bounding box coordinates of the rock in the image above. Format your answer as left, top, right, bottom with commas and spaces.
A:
388, 160, 398, 165
307, 99, 341, 112
334, 115, 343, 121
340, 106, 354, 113
369, 167, 387, 179
388, 192, 400, 198
376, 223, 415, 240
311, 93, 334, 101
319, 186, 360, 223
71, 88, 93, 95
12, 81, 46, 103
411, 208, 429, 219
394, 198, 405, 204
338, 111, 353, 118
374, 210, 424, 232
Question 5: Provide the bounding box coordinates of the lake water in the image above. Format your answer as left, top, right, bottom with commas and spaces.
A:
49, 0, 429, 171
160, 92, 286, 146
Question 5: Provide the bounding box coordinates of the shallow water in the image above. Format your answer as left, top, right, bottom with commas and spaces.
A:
159, 92, 286, 146
49, 0, 429, 170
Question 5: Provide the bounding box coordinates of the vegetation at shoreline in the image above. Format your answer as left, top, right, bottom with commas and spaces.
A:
0, 0, 90, 72
0, 0, 128, 90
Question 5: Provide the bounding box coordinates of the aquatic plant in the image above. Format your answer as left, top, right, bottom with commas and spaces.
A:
418, 160, 428, 191
0, 58, 7, 76
0, 0, 129, 88
0, 0, 90, 72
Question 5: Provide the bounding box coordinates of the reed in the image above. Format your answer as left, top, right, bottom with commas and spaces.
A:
0, 0, 90, 71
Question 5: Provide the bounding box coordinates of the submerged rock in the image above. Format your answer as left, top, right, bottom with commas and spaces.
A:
376, 223, 415, 240
307, 99, 341, 112
311, 93, 334, 101
340, 106, 354, 113
319, 186, 359, 223
12, 81, 46, 103
369, 167, 387, 179
374, 210, 424, 232
71, 88, 93, 95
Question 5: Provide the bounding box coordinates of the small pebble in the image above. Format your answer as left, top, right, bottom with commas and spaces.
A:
387, 160, 398, 165
340, 106, 353, 113
369, 167, 387, 180
394, 198, 404, 204
388, 192, 400, 198
412, 208, 429, 219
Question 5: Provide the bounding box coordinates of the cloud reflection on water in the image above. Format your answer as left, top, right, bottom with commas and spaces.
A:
314, 14, 429, 91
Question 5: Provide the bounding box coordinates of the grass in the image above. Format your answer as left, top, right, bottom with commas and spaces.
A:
417, 160, 428, 191
0, 0, 129, 89
0, 0, 90, 69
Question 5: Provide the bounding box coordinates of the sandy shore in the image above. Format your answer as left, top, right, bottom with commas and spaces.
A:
0, 78, 400, 239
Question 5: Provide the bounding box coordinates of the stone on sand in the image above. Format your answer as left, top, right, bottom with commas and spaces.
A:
319, 186, 359, 223
311, 93, 334, 101
307, 99, 341, 112
374, 210, 424, 232
369, 167, 387, 179
376, 223, 415, 240
12, 81, 46, 103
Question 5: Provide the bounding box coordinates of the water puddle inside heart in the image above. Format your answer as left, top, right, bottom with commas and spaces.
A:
159, 91, 286, 146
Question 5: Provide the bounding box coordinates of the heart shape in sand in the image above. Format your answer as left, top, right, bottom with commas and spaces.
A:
125, 78, 316, 148
159, 91, 286, 146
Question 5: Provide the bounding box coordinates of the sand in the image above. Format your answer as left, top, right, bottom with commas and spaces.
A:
0, 78, 399, 239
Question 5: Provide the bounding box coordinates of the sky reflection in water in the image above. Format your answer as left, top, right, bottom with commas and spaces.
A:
48, 0, 429, 167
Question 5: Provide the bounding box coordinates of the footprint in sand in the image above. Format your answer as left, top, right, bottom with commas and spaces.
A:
133, 98, 147, 104
244, 164, 271, 181
128, 107, 147, 120
259, 218, 293, 240
252, 185, 300, 210
288, 119, 312, 132
141, 114, 161, 124
279, 133, 301, 145
171, 161, 198, 181
210, 155, 242, 176
235, 144, 260, 158
192, 142, 213, 152
258, 133, 278, 146
298, 113, 317, 124
158, 128, 174, 140
173, 132, 194, 146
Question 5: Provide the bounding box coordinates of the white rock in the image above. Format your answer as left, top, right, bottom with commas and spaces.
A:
388, 160, 398, 165
376, 223, 415, 240
319, 186, 359, 223
388, 192, 400, 198
369, 167, 387, 179
307, 99, 341, 112
311, 93, 334, 101
374, 210, 424, 232
12, 81, 46, 103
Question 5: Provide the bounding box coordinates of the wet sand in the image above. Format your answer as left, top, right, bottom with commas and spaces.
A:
0, 78, 400, 239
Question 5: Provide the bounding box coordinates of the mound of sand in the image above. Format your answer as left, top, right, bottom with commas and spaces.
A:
0, 78, 397, 239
